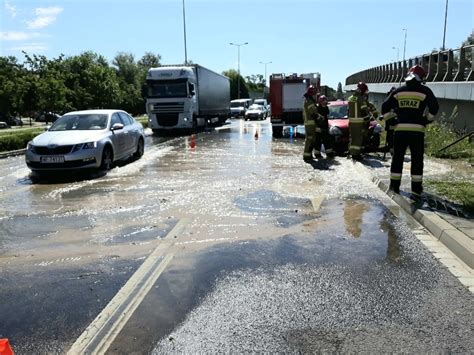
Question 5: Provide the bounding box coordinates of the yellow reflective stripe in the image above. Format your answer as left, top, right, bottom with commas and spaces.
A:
383, 112, 397, 119
395, 126, 425, 133
349, 118, 365, 123
390, 173, 402, 180
315, 127, 322, 132
411, 175, 423, 182
349, 145, 361, 150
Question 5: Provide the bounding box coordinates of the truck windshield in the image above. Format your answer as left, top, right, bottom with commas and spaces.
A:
147, 79, 188, 98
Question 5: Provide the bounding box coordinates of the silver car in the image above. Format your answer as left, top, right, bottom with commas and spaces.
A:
25, 109, 145, 172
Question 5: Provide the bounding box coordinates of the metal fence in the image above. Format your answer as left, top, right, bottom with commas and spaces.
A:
346, 45, 474, 85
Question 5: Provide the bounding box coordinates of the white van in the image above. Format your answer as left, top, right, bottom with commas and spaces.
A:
230, 98, 253, 118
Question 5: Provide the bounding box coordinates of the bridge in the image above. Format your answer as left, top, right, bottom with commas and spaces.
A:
344, 45, 474, 131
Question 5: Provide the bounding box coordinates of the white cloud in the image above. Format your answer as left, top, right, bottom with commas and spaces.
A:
5, 0, 17, 18
9, 43, 47, 53
26, 6, 63, 29
0, 31, 41, 41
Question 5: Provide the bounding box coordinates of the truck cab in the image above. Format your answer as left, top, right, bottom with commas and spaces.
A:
146, 66, 199, 132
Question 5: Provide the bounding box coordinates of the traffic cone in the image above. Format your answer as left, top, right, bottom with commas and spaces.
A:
190, 134, 196, 149
0, 339, 14, 355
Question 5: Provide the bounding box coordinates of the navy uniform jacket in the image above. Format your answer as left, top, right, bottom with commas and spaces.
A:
381, 81, 439, 133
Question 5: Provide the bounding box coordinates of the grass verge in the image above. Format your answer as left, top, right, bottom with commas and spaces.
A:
425, 178, 474, 214
0, 128, 44, 152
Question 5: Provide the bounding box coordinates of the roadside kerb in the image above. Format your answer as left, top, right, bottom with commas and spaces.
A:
373, 177, 474, 269
0, 149, 26, 159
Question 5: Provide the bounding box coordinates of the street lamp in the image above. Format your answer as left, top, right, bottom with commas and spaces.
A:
259, 61, 272, 96
442, 0, 449, 50
402, 28, 407, 61
229, 42, 248, 99
392, 47, 399, 62
182, 0, 188, 64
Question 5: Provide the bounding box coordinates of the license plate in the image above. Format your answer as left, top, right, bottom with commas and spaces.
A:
41, 156, 65, 163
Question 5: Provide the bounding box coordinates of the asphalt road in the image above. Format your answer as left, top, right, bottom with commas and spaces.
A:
0, 119, 472, 354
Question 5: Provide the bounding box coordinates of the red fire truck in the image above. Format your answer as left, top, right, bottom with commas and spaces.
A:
269, 73, 320, 137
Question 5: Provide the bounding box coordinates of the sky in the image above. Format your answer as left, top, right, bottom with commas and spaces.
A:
1, 0, 473, 89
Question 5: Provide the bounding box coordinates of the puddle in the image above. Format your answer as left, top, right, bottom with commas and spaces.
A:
110, 199, 417, 353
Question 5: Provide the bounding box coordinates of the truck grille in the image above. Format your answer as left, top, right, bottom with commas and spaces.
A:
155, 113, 179, 127
151, 102, 184, 113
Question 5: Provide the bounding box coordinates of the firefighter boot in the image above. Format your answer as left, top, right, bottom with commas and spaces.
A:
389, 180, 400, 194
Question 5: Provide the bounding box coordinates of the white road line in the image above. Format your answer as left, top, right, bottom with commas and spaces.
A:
67, 218, 189, 355
311, 197, 324, 212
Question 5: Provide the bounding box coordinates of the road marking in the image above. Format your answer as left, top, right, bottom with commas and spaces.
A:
311, 197, 324, 212
67, 218, 189, 355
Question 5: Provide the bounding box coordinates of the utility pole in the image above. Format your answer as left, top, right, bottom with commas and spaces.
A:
442, 0, 449, 50
230, 42, 248, 99
259, 61, 272, 97
402, 28, 407, 61
182, 0, 188, 64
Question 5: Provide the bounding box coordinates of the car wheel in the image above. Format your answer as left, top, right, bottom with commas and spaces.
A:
134, 137, 144, 159
100, 146, 113, 171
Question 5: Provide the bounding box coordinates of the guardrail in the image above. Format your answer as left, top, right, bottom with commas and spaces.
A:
346, 45, 474, 85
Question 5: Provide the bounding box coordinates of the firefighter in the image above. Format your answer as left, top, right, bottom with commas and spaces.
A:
381, 65, 439, 198
347, 82, 377, 160
315, 95, 335, 159
303, 85, 319, 162
382, 87, 398, 155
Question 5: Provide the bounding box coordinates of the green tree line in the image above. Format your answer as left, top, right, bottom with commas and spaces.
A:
0, 51, 162, 119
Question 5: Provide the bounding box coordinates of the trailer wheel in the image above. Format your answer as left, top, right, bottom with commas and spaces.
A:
272, 125, 283, 138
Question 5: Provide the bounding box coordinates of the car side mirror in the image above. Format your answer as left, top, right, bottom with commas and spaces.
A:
111, 123, 124, 131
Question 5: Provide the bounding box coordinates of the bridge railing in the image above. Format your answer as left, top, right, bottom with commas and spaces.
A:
346, 44, 474, 85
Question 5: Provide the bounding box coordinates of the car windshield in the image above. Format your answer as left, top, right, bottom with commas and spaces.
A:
328, 104, 348, 119
147, 79, 188, 98
248, 104, 262, 110
230, 102, 244, 108
49, 114, 108, 131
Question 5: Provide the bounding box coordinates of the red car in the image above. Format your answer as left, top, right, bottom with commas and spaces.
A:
327, 100, 349, 155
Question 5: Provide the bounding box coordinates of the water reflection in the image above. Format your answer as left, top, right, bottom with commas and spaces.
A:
343, 199, 369, 238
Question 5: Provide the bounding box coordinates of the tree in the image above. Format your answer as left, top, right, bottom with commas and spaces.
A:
63, 51, 120, 111
222, 69, 249, 100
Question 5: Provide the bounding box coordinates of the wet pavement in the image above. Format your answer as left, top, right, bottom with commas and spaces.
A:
0, 120, 472, 354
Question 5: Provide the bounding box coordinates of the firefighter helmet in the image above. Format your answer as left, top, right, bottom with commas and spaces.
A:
405, 65, 426, 82
306, 85, 316, 96
356, 82, 368, 94
318, 95, 328, 103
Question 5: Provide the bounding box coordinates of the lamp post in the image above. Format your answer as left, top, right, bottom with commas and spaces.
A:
402, 28, 407, 61
259, 61, 272, 96
182, 0, 188, 64
442, 0, 449, 50
230, 42, 248, 99
392, 47, 399, 62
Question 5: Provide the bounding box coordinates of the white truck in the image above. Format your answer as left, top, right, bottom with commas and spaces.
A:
145, 65, 230, 133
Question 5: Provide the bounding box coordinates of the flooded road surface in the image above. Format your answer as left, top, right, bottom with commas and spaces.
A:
0, 121, 472, 354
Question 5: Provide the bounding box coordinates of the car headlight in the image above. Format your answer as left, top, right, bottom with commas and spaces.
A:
82, 141, 98, 149
329, 126, 342, 136
27, 141, 35, 153
72, 141, 97, 152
